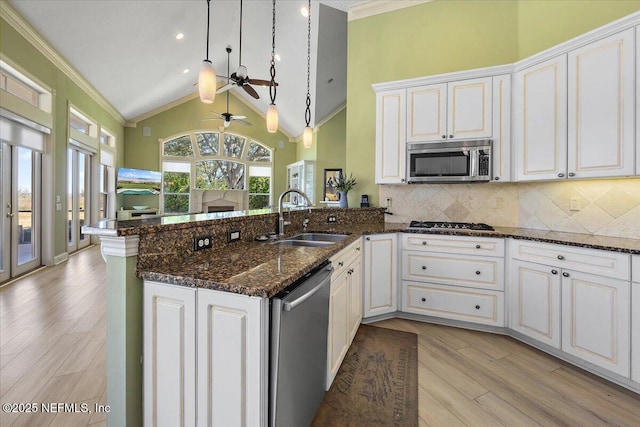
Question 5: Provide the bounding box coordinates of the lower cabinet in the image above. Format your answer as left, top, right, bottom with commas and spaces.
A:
632, 255, 639, 383
143, 280, 268, 427
363, 233, 398, 318
327, 239, 363, 389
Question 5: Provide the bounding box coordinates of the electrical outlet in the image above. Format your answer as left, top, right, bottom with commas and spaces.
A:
570, 196, 581, 211
193, 235, 213, 251
227, 229, 241, 242
386, 197, 392, 208
327, 215, 337, 223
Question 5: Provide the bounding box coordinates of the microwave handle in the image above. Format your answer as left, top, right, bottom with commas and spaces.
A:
469, 149, 478, 177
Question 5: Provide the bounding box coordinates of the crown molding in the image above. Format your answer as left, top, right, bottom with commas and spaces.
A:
0, 2, 126, 125
348, 0, 433, 21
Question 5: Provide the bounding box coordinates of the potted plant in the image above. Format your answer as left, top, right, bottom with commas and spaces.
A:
334, 172, 357, 208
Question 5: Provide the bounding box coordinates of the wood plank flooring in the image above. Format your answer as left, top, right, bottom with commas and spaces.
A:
1, 246, 639, 426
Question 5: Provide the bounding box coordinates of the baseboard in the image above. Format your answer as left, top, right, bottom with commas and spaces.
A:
53, 252, 69, 264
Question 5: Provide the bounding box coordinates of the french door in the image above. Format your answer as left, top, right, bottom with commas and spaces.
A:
1, 142, 42, 282
67, 147, 92, 253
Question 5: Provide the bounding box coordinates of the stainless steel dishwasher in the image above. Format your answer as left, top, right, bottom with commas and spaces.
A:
270, 261, 333, 427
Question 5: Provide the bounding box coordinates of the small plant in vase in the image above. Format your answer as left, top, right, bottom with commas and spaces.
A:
334, 172, 357, 208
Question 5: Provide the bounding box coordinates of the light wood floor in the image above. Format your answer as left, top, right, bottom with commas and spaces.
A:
1, 246, 639, 426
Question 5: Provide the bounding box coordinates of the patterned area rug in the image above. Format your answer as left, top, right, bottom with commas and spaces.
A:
312, 324, 418, 426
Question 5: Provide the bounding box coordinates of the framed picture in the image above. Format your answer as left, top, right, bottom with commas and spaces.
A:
324, 169, 342, 201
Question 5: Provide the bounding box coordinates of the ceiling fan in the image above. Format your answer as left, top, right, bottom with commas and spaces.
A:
203, 46, 252, 128
216, 0, 277, 99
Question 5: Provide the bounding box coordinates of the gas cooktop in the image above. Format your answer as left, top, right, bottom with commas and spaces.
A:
408, 221, 495, 231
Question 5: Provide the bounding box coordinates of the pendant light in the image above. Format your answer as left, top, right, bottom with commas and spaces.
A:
302, 0, 313, 148
198, 0, 217, 104
266, 0, 278, 133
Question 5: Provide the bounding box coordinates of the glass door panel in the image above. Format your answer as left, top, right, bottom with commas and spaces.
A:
0, 143, 9, 283
67, 147, 91, 253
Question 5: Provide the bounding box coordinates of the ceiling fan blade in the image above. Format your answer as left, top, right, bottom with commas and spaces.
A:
234, 119, 252, 126
230, 115, 247, 120
209, 112, 224, 118
243, 84, 259, 99
216, 83, 235, 94
201, 118, 222, 122
247, 79, 273, 87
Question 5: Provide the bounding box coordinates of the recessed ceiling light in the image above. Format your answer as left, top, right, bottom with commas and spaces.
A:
183, 69, 189, 74
300, 6, 309, 17
176, 33, 184, 40
274, 54, 281, 62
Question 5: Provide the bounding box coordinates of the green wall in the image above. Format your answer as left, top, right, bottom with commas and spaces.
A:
0, 16, 125, 258
315, 108, 347, 204
346, 0, 639, 207
123, 93, 296, 208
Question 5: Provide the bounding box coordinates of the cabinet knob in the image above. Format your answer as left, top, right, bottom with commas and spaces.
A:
422, 241, 427, 245
421, 297, 427, 302
557, 255, 564, 260
475, 305, 480, 310
366, 237, 370, 241
551, 269, 558, 275
442, 135, 446, 139
568, 172, 575, 177
475, 271, 481, 275
356, 247, 361, 251
421, 265, 427, 270
338, 261, 344, 267
562, 272, 569, 278
449, 134, 454, 139
558, 173, 565, 178
348, 268, 354, 275
401, 178, 406, 182
475, 244, 481, 249
494, 177, 500, 181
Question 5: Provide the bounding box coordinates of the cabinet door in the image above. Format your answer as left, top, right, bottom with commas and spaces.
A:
407, 84, 447, 142
492, 74, 511, 182
447, 77, 492, 140
348, 256, 363, 341
143, 281, 196, 427
509, 260, 561, 348
636, 26, 640, 176
327, 268, 350, 388
363, 234, 398, 317
375, 90, 406, 184
561, 271, 630, 377
568, 29, 635, 178
197, 290, 267, 427
632, 255, 639, 382
514, 55, 568, 181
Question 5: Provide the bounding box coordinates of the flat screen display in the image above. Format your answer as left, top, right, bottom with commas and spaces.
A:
116, 167, 162, 195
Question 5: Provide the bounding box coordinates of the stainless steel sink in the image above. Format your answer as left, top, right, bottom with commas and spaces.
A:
289, 233, 348, 242
271, 240, 334, 247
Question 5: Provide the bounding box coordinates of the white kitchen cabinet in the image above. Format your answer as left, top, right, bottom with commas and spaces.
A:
567, 28, 635, 178
363, 233, 398, 317
375, 89, 406, 184
407, 77, 492, 143
561, 270, 630, 377
509, 260, 562, 349
197, 288, 267, 427
637, 26, 640, 175
631, 255, 639, 383
514, 55, 568, 181
285, 160, 315, 205
327, 238, 363, 389
491, 74, 512, 182
143, 281, 196, 427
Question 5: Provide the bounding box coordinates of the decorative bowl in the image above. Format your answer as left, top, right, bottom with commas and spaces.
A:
132, 206, 149, 210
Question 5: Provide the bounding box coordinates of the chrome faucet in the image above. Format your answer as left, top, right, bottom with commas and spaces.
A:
278, 188, 313, 235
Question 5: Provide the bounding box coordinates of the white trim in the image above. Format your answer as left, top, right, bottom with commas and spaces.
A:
372, 64, 514, 93
0, 2, 126, 125
100, 235, 140, 258
348, 0, 433, 21
53, 252, 69, 265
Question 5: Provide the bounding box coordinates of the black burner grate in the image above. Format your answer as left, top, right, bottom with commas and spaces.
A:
408, 221, 495, 231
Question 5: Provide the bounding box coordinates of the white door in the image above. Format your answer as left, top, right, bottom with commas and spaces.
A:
561, 270, 630, 377
407, 84, 447, 142
363, 234, 398, 317
514, 55, 568, 181
67, 147, 92, 253
0, 142, 42, 282
568, 28, 635, 178
510, 260, 561, 348
375, 89, 406, 183
447, 77, 492, 140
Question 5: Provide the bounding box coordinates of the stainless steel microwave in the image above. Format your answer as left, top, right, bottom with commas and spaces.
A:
407, 140, 492, 183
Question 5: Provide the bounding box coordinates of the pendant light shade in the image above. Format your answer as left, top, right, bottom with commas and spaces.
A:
303, 126, 313, 148
266, 104, 279, 133
199, 59, 217, 104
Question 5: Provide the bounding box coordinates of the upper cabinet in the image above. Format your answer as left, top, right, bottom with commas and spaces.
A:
375, 89, 406, 184
407, 77, 492, 143
285, 160, 315, 205
514, 55, 568, 181
492, 75, 512, 182
567, 28, 635, 178
636, 26, 640, 176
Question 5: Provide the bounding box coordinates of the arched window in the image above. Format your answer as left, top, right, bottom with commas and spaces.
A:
161, 131, 272, 213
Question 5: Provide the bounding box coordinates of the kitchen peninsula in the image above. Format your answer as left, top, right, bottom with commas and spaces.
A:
84, 208, 639, 426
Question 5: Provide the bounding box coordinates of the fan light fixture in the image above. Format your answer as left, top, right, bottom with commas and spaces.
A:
266, 0, 279, 133
198, 0, 216, 104
302, 0, 312, 148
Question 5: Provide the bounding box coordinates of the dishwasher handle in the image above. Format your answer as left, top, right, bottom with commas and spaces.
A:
283, 266, 333, 312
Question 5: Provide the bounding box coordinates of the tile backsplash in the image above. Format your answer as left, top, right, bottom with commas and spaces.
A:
380, 177, 640, 239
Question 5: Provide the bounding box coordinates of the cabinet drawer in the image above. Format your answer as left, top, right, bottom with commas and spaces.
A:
402, 233, 504, 257
632, 255, 639, 283
403, 251, 504, 291
510, 240, 630, 280
402, 281, 504, 326
330, 238, 362, 278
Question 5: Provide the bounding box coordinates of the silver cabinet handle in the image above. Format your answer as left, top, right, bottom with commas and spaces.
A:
557, 255, 564, 260
551, 270, 558, 275
562, 272, 570, 278
558, 173, 565, 178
